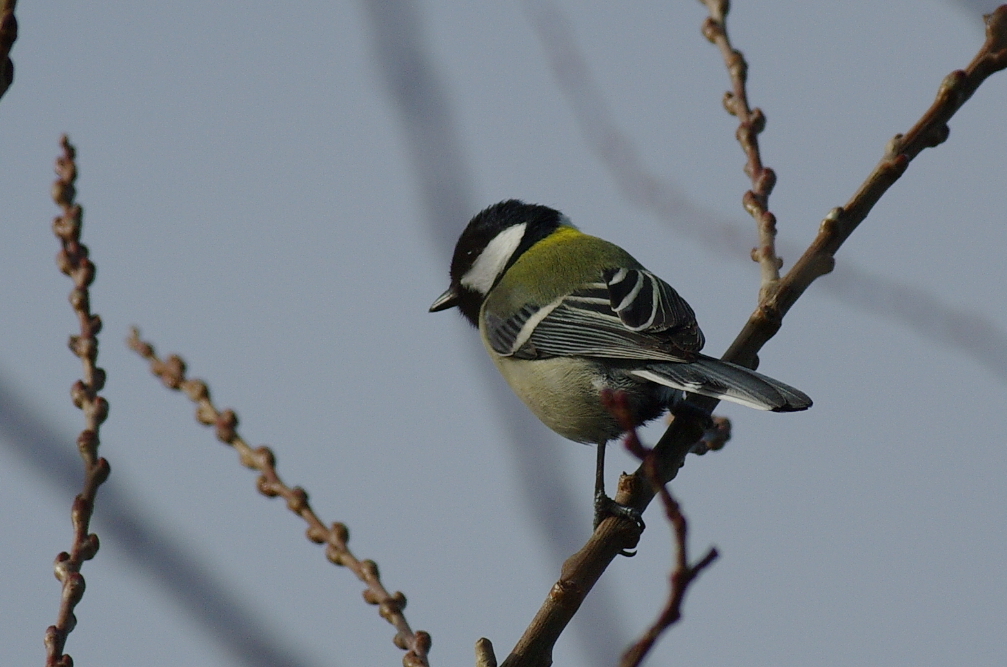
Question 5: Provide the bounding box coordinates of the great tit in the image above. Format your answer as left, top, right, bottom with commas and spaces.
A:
430, 200, 811, 525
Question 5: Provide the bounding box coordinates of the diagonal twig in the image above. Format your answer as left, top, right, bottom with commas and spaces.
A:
45, 136, 112, 667
605, 392, 718, 667
127, 329, 431, 667
618, 488, 717, 667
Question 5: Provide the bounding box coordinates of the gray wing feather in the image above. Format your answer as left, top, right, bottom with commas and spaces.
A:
632, 356, 813, 412
522, 301, 689, 361
484, 304, 538, 356
483, 271, 811, 412
483, 268, 811, 411
484, 270, 705, 361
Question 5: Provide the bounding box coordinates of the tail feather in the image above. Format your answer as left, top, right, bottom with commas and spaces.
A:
631, 355, 812, 412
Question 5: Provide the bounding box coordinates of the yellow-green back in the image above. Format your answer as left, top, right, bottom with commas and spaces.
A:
483, 225, 643, 317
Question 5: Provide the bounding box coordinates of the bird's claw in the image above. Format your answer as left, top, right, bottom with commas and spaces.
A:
593, 491, 645, 557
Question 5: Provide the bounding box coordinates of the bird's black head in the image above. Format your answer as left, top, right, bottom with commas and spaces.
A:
429, 200, 564, 325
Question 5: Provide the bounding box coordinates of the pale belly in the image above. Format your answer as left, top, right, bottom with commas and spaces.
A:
488, 353, 632, 444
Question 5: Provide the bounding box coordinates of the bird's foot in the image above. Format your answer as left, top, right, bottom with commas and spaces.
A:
593, 491, 645, 557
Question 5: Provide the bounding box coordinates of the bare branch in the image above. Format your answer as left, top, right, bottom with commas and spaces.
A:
44, 136, 112, 667
499, 8, 1007, 666
127, 329, 431, 667
698, 0, 782, 300
724, 5, 1007, 369
0, 0, 16, 100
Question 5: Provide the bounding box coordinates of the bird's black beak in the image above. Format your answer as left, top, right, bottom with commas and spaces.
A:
429, 287, 460, 312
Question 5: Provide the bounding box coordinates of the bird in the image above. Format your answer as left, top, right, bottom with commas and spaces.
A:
430, 200, 811, 530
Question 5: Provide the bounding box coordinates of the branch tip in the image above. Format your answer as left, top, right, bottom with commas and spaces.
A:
984, 6, 1007, 55
475, 638, 498, 667
699, 0, 782, 294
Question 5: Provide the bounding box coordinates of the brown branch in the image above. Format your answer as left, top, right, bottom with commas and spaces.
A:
698, 0, 782, 300
127, 329, 431, 667
44, 136, 112, 667
619, 489, 717, 667
646, 0, 1007, 556
499, 7, 1007, 666
0, 0, 15, 100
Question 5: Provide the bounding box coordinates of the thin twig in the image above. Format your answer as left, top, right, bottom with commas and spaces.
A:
498, 8, 1007, 666
127, 329, 431, 667
698, 0, 782, 300
44, 136, 112, 667
0, 0, 16, 100
647, 0, 1007, 549
619, 490, 717, 667
605, 392, 718, 667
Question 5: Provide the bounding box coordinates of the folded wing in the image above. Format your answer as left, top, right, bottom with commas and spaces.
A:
483, 268, 810, 412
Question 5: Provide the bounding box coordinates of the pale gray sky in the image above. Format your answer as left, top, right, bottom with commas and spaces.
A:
2, 2, 1005, 666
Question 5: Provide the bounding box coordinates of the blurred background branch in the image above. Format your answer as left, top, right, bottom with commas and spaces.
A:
360, 1, 628, 663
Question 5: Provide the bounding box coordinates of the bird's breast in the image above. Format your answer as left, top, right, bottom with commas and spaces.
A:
489, 353, 623, 444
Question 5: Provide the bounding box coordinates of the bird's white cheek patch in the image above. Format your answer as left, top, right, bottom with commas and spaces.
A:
461, 223, 527, 296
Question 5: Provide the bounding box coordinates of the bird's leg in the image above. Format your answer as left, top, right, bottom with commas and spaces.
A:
592, 441, 645, 556
594, 439, 607, 507
592, 441, 612, 529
